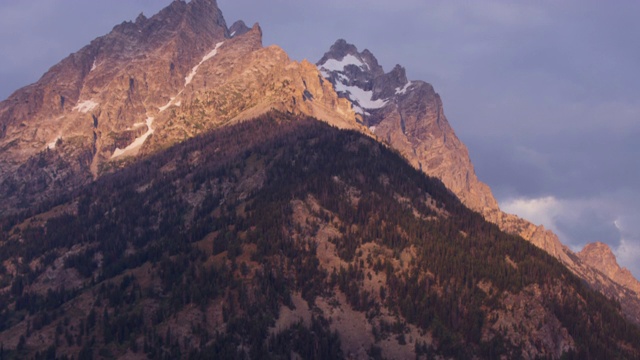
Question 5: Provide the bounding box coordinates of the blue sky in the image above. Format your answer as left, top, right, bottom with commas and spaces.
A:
1, 0, 639, 278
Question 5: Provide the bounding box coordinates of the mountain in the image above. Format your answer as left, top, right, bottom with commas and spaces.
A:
579, 242, 640, 294
1, 0, 640, 358
317, 39, 499, 216
0, 0, 226, 212
0, 0, 359, 216
1, 113, 639, 359
315, 39, 640, 326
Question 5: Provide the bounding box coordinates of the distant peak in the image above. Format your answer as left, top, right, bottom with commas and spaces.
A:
581, 241, 614, 255
578, 241, 640, 294
328, 39, 360, 57
389, 64, 408, 84
317, 39, 384, 77
251, 22, 262, 38
188, 0, 220, 9
578, 242, 620, 272
156, 0, 227, 29
239, 23, 263, 48
135, 13, 147, 24
229, 20, 251, 37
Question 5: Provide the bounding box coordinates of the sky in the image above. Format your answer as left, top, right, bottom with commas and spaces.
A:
1, 0, 639, 278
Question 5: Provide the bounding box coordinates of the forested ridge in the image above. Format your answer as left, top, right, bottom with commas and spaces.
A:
0, 112, 639, 359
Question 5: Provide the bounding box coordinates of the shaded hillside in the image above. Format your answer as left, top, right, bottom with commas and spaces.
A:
0, 113, 639, 359
2, 0, 639, 329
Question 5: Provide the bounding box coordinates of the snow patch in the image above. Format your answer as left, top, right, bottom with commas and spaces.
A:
230, 31, 236, 37
111, 117, 154, 159
369, 126, 376, 133
185, 42, 224, 86
73, 100, 99, 113
337, 73, 350, 82
319, 54, 368, 72
351, 104, 371, 116
395, 81, 413, 95
47, 136, 62, 149
159, 98, 176, 112
127, 122, 146, 130
91, 60, 97, 72
334, 82, 388, 110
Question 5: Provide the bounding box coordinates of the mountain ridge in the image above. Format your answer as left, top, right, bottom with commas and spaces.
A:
1, 1, 639, 325
1, 112, 639, 359
1, 1, 640, 357
314, 38, 640, 325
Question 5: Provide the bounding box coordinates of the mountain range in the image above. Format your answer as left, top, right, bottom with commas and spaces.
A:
1, 0, 639, 358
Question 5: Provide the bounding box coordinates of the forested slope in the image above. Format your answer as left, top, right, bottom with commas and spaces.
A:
0, 113, 639, 359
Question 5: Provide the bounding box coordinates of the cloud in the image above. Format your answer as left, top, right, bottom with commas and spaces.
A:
615, 238, 640, 278
501, 196, 570, 241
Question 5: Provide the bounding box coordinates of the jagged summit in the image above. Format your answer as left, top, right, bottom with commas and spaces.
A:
0, 0, 357, 215
580, 242, 621, 269
579, 242, 640, 294
229, 20, 251, 37
0, 0, 230, 210
109, 0, 227, 46
318, 39, 384, 78
318, 39, 406, 115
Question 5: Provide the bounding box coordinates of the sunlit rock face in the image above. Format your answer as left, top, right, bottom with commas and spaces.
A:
0, 0, 359, 215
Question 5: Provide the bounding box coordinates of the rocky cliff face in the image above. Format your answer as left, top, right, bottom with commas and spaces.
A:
316, 40, 640, 325
145, 25, 360, 155
0, 0, 228, 213
0, 0, 360, 215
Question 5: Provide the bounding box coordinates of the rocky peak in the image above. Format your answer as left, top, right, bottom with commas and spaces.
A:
0, 0, 232, 214
229, 20, 251, 37
578, 242, 640, 294
135, 13, 147, 24
111, 0, 227, 38
317, 39, 358, 64
579, 242, 618, 270
373, 64, 409, 100
317, 40, 500, 220
2, 0, 640, 329
247, 23, 263, 44
317, 40, 395, 116
317, 39, 384, 81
